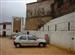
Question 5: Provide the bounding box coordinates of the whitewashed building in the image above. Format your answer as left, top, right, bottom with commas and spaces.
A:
0, 17, 25, 37
0, 22, 12, 36
39, 12, 75, 52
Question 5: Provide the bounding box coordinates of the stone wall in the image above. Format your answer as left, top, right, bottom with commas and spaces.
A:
26, 0, 54, 18
25, 16, 52, 30
25, 0, 75, 30
13, 17, 21, 32
51, 0, 75, 18
25, 0, 54, 30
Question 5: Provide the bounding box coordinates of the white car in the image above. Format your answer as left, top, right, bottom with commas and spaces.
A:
13, 35, 47, 48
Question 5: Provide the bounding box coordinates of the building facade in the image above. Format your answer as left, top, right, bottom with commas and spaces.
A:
12, 17, 24, 33
0, 22, 12, 36
25, 0, 75, 30
25, 0, 54, 30
39, 12, 75, 52
51, 0, 75, 18
0, 17, 24, 37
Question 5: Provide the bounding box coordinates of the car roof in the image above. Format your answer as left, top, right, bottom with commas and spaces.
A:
16, 34, 33, 39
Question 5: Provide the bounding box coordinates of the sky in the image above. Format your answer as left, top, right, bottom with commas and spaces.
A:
0, 0, 37, 23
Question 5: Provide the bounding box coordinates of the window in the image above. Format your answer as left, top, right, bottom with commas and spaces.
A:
19, 36, 27, 40
48, 25, 49, 31
3, 24, 6, 29
28, 35, 37, 40
55, 24, 57, 31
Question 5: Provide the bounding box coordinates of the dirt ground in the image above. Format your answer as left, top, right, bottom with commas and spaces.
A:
0, 37, 75, 55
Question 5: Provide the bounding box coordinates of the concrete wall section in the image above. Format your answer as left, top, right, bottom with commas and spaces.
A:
70, 21, 75, 31
50, 31, 73, 49
73, 32, 75, 51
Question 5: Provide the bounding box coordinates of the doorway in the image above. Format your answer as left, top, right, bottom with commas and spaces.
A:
3, 31, 6, 37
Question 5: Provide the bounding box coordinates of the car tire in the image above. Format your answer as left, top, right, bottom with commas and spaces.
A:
39, 43, 44, 47
15, 43, 21, 48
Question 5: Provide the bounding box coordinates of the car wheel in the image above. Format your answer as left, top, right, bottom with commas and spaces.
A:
15, 43, 21, 48
39, 43, 44, 47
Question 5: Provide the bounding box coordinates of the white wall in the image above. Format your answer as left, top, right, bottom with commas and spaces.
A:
40, 12, 75, 31
73, 32, 75, 51
50, 31, 73, 49
39, 12, 75, 51
6, 25, 12, 36
0, 25, 3, 35
22, 30, 48, 39
0, 24, 12, 36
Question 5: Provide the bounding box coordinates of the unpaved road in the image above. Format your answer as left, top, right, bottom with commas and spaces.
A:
0, 37, 75, 55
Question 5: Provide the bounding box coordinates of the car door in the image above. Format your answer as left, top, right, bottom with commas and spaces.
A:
27, 35, 38, 46
19, 36, 28, 46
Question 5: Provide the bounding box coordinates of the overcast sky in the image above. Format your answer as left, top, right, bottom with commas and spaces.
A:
0, 0, 37, 22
